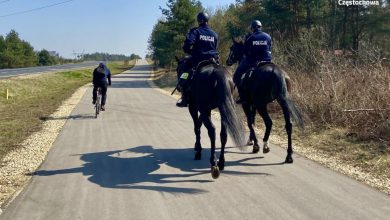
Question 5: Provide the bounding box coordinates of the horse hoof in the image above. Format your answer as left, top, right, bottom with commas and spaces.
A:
285, 156, 293, 164
194, 152, 202, 160
247, 139, 254, 146
217, 161, 225, 171
194, 143, 202, 151
211, 166, 220, 179
252, 144, 260, 153
263, 142, 270, 154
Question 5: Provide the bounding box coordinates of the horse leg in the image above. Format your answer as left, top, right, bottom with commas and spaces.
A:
189, 104, 202, 160
242, 104, 252, 145
217, 121, 227, 171
249, 105, 259, 153
243, 104, 259, 153
257, 104, 272, 154
278, 98, 293, 163
200, 110, 219, 179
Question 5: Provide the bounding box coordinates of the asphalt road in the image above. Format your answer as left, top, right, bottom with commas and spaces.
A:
1, 60, 389, 220
0, 62, 97, 78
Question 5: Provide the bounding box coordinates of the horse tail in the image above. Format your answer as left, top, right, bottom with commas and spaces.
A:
280, 68, 292, 93
285, 95, 304, 130
285, 75, 292, 93
215, 68, 246, 149
277, 67, 303, 130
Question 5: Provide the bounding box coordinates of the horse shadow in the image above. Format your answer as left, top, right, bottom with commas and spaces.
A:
33, 145, 271, 194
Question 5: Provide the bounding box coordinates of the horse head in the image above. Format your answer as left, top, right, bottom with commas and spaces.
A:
226, 37, 244, 66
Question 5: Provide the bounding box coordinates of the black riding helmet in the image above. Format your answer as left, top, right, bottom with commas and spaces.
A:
197, 12, 209, 24
251, 20, 262, 32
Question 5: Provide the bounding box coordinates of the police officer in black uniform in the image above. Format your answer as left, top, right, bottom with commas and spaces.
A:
176, 12, 219, 108
234, 20, 272, 104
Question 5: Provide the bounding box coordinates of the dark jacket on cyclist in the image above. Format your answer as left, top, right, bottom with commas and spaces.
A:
92, 63, 111, 107
93, 63, 111, 86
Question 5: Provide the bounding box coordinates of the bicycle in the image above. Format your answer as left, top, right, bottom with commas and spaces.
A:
95, 87, 102, 118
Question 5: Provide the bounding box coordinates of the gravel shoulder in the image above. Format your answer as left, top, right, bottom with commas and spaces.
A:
0, 84, 89, 210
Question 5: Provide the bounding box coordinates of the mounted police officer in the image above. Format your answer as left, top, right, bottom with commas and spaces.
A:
234, 20, 272, 104
176, 12, 219, 108
92, 62, 111, 111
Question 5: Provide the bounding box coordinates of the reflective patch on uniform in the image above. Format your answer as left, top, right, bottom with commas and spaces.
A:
241, 73, 246, 80
253, 40, 268, 46
180, 72, 189, 79
199, 35, 215, 42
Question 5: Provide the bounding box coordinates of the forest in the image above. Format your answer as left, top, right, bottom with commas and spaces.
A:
83, 52, 141, 62
0, 30, 76, 68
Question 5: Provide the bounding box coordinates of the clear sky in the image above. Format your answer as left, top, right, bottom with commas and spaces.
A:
0, 0, 236, 58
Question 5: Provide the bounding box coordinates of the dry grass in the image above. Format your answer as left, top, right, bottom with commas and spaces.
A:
152, 68, 177, 90
273, 29, 390, 142
0, 70, 91, 161
289, 59, 390, 142
279, 57, 390, 187
272, 30, 390, 191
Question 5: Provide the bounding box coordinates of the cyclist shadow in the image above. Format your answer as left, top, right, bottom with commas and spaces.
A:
33, 145, 270, 194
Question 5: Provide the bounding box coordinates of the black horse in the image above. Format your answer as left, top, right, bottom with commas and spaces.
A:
175, 56, 245, 178
226, 39, 304, 163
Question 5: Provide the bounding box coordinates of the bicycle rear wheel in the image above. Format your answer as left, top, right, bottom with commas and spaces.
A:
95, 87, 103, 118
95, 96, 100, 118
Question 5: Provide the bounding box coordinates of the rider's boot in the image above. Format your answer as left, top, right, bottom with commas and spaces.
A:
176, 92, 188, 108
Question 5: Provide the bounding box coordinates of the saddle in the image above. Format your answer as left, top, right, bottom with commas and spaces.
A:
240, 61, 274, 88
195, 58, 219, 73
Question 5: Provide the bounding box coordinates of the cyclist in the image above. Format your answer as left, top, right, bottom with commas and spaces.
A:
92, 62, 111, 111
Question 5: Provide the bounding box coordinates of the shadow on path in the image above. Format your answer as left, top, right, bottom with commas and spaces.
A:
33, 145, 271, 194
